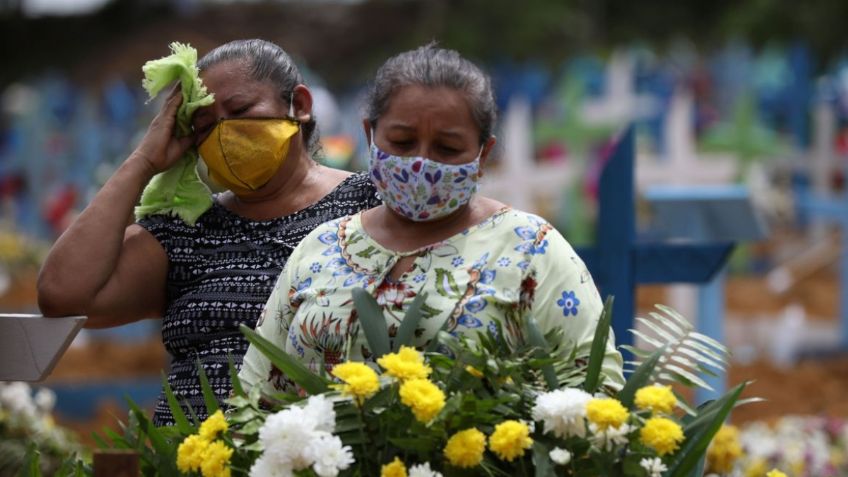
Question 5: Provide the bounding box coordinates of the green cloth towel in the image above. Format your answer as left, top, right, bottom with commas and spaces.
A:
134, 42, 215, 225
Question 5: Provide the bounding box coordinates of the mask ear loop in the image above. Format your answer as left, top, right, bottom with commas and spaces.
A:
288, 91, 296, 119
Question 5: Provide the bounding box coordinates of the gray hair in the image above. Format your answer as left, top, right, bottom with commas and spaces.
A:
364, 44, 497, 145
197, 39, 319, 154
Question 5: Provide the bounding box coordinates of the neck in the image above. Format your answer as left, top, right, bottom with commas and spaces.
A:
370, 198, 479, 252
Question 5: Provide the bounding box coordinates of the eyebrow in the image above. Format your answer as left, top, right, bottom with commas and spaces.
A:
192, 93, 254, 122
384, 124, 467, 139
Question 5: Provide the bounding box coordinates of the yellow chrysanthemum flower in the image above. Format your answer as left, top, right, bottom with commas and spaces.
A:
707, 425, 742, 473
640, 417, 685, 456
444, 428, 486, 468
332, 362, 380, 402
177, 434, 208, 473
766, 470, 788, 477
377, 346, 432, 381
381, 457, 407, 477
745, 458, 768, 477
586, 398, 629, 430
635, 385, 677, 415
489, 420, 533, 462
200, 440, 233, 477
199, 410, 228, 440
465, 365, 484, 378
399, 378, 446, 423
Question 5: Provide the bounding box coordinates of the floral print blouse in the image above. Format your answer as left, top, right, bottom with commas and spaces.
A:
239, 208, 624, 394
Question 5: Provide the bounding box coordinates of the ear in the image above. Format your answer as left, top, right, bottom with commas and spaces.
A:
291, 84, 313, 122
478, 135, 497, 178
362, 119, 373, 146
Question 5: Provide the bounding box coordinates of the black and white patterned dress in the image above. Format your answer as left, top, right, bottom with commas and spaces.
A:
138, 172, 381, 426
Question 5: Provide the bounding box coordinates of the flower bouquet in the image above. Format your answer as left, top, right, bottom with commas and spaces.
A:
69, 293, 780, 477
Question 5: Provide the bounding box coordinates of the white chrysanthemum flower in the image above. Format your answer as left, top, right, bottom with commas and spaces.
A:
549, 447, 572, 465
306, 434, 354, 477
739, 422, 777, 458
33, 388, 56, 413
303, 395, 336, 434
409, 462, 443, 477
640, 457, 667, 477
249, 455, 294, 477
531, 388, 592, 438
0, 382, 37, 419
588, 422, 632, 451
259, 407, 318, 469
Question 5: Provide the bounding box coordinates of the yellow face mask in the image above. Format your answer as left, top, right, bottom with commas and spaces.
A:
198, 118, 300, 195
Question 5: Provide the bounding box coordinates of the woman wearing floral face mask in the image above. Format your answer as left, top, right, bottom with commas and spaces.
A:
37, 39, 381, 426
239, 44, 624, 393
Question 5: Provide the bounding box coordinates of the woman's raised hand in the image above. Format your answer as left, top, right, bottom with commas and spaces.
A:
131, 85, 196, 175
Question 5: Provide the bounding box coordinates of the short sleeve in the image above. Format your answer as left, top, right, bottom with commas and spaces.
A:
238, 243, 302, 395
136, 214, 176, 255
525, 227, 625, 391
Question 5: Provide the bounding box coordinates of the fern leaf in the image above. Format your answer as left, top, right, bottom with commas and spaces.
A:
636, 317, 680, 344
630, 329, 664, 348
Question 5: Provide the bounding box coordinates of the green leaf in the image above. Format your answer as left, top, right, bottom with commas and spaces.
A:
667, 382, 746, 477
525, 316, 558, 389
583, 295, 613, 393
240, 323, 330, 395
388, 437, 437, 453
532, 440, 556, 477
91, 432, 109, 449
394, 292, 429, 351
680, 337, 728, 362
425, 319, 454, 353
161, 372, 193, 434
19, 444, 41, 477
630, 328, 664, 349
228, 354, 245, 397
197, 358, 220, 415
103, 427, 129, 448
677, 346, 725, 371
635, 316, 678, 342
665, 364, 714, 391
617, 347, 663, 407
352, 287, 391, 358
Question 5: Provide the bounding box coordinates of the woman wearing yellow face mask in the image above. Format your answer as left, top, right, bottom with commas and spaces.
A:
37, 39, 381, 426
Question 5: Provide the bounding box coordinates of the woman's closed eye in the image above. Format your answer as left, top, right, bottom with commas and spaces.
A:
438, 144, 462, 155
230, 104, 251, 116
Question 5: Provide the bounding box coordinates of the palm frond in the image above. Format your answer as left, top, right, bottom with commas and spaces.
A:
628, 305, 730, 392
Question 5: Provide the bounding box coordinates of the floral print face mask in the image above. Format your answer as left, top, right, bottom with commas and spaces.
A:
368, 142, 481, 222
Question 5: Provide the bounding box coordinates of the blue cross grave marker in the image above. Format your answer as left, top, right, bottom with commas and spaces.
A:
797, 191, 848, 349
575, 126, 734, 355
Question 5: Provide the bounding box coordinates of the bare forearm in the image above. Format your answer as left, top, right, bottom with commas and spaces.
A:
38, 155, 156, 315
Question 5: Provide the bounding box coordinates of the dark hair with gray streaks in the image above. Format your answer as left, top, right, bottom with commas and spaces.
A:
364, 43, 497, 145
197, 39, 319, 155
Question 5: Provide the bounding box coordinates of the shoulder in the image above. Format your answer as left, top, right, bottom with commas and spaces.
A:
496, 209, 558, 240
330, 171, 381, 206
330, 171, 371, 193
488, 208, 579, 257
136, 212, 196, 243
296, 214, 351, 250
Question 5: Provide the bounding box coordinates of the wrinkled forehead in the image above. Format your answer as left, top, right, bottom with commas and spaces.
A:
379, 85, 478, 132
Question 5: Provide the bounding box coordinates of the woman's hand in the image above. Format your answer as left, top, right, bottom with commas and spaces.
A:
131, 85, 195, 175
